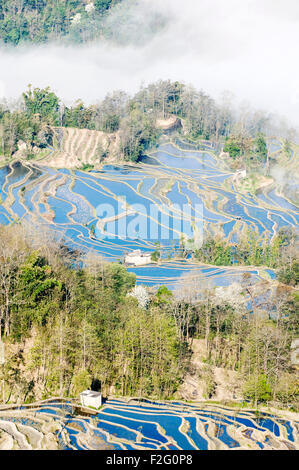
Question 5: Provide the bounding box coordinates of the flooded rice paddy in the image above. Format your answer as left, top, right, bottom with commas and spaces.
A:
0, 398, 298, 450
0, 138, 298, 289
0, 138, 298, 450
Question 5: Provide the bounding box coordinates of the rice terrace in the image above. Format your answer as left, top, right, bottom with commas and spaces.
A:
0, 0, 298, 454
0, 127, 298, 451
0, 133, 298, 288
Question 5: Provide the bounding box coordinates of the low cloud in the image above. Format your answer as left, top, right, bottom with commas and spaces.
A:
0, 0, 298, 126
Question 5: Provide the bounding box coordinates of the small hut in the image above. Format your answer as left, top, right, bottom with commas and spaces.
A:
124, 250, 152, 266
80, 390, 102, 409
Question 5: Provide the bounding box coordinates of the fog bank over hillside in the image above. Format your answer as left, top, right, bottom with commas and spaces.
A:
0, 0, 298, 126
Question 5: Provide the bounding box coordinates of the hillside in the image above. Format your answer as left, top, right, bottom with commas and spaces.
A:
178, 339, 242, 402
43, 127, 121, 169
33, 117, 183, 169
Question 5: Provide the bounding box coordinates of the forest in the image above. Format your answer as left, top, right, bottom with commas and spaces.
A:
0, 82, 298, 412
0, 0, 124, 45
0, 80, 294, 165
0, 224, 298, 409
0, 0, 168, 46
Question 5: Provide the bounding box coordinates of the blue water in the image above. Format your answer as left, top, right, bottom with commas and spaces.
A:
0, 140, 298, 290
265, 269, 276, 279
2, 398, 297, 450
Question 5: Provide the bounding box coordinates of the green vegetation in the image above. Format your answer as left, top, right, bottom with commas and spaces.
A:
224, 132, 268, 166
0, 96, 54, 158
0, 84, 162, 163
71, 369, 92, 396
151, 250, 160, 262
194, 227, 299, 286
0, 225, 188, 401
223, 136, 244, 159
243, 374, 272, 404
283, 138, 292, 158
0, 0, 123, 45
81, 163, 94, 171
253, 133, 268, 163
90, 224, 96, 237
278, 260, 299, 287
0, 224, 298, 409
1, 80, 283, 166
23, 85, 60, 125
154, 286, 173, 306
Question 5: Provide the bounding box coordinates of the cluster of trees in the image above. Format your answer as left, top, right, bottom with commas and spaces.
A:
59, 80, 232, 159
0, 0, 168, 46
194, 227, 299, 287
0, 85, 163, 162
0, 224, 188, 402
1, 81, 288, 164
174, 273, 298, 407
223, 132, 268, 166
0, 86, 57, 158
0, 0, 122, 45
0, 224, 298, 409
0, 109, 53, 158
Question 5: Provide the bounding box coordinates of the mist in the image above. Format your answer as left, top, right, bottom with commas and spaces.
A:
0, 0, 298, 126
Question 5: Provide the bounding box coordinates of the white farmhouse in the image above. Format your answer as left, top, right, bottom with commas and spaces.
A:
124, 250, 152, 266
80, 390, 102, 409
